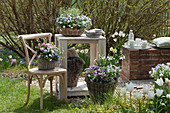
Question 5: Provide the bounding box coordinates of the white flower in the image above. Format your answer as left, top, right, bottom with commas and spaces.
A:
111, 34, 115, 38
135, 92, 142, 100
119, 31, 124, 37
155, 78, 164, 86
156, 89, 163, 97
148, 91, 155, 99
8, 55, 12, 59
121, 87, 126, 94
143, 86, 150, 94
113, 38, 117, 42
76, 49, 79, 53
88, 74, 91, 77
85, 49, 88, 54
63, 26, 65, 28
125, 82, 135, 92
68, 25, 71, 28
80, 50, 84, 53
152, 68, 156, 74
122, 33, 125, 37
159, 73, 163, 77
166, 94, 170, 99
165, 78, 170, 84
114, 32, 119, 36
161, 64, 165, 67
166, 62, 170, 66
123, 55, 125, 59
149, 71, 152, 74
102, 57, 105, 60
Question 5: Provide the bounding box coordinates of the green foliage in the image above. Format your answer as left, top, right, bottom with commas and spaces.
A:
0, 0, 169, 56
74, 0, 169, 53
76, 49, 90, 70
0, 47, 36, 71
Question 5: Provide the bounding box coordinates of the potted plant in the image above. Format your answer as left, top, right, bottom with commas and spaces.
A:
35, 42, 64, 70
56, 8, 92, 36
84, 55, 120, 103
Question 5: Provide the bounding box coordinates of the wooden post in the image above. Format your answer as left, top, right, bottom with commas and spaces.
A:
58, 40, 67, 99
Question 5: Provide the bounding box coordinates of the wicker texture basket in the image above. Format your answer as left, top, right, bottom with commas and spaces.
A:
58, 28, 85, 37
67, 56, 85, 88
38, 58, 56, 70
86, 80, 117, 103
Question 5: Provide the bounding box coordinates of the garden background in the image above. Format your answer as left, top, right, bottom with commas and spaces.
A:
0, 0, 170, 112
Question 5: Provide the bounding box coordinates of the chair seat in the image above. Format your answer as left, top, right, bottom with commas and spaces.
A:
28, 67, 67, 75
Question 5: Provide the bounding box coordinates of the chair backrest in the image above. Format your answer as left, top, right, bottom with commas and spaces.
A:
18, 33, 52, 71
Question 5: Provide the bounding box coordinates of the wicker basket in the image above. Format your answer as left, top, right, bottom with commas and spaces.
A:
86, 80, 117, 103
58, 27, 85, 37
38, 58, 56, 70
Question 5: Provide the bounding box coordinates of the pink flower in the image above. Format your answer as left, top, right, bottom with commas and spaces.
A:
73, 24, 76, 27
42, 43, 46, 46
10, 59, 16, 63
75, 19, 78, 22
40, 48, 44, 52
38, 43, 41, 47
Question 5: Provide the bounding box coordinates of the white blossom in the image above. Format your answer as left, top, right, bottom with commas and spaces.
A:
143, 86, 150, 94
135, 92, 142, 100
125, 82, 135, 92
156, 89, 163, 97
155, 78, 164, 86
121, 87, 126, 94
148, 91, 155, 99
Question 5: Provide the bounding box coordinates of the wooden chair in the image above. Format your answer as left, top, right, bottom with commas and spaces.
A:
18, 33, 67, 109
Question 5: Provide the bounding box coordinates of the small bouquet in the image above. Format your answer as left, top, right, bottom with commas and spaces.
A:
149, 62, 170, 80
35, 43, 63, 62
84, 65, 120, 84
56, 14, 92, 29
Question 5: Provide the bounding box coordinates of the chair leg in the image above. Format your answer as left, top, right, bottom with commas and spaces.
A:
40, 75, 43, 110
49, 77, 53, 98
63, 73, 68, 103
25, 75, 31, 105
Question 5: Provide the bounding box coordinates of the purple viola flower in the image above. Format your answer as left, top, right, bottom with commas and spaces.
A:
98, 73, 103, 75
98, 68, 101, 72
100, 81, 102, 84
169, 72, 170, 75
32, 62, 35, 65
89, 66, 92, 69
115, 66, 120, 70
94, 74, 97, 77
20, 60, 23, 64
52, 54, 54, 58
95, 70, 97, 73
114, 74, 117, 78
55, 53, 58, 56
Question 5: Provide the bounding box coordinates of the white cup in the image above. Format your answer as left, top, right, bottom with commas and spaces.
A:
135, 38, 142, 46
141, 40, 147, 48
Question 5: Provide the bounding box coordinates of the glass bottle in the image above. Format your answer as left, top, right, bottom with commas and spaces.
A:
128, 30, 134, 41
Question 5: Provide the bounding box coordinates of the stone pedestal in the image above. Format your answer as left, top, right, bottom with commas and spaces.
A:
121, 45, 170, 80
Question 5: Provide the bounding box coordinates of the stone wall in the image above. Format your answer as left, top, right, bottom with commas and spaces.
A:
121, 45, 170, 81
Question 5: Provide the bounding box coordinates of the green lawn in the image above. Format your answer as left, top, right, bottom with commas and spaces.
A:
0, 75, 72, 113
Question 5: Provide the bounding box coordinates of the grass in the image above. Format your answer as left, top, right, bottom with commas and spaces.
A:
0, 75, 71, 113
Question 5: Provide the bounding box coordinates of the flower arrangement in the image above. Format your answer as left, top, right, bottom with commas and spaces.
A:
84, 65, 120, 84
56, 13, 92, 30
149, 63, 170, 80
35, 42, 63, 62
95, 54, 125, 67
109, 31, 127, 67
